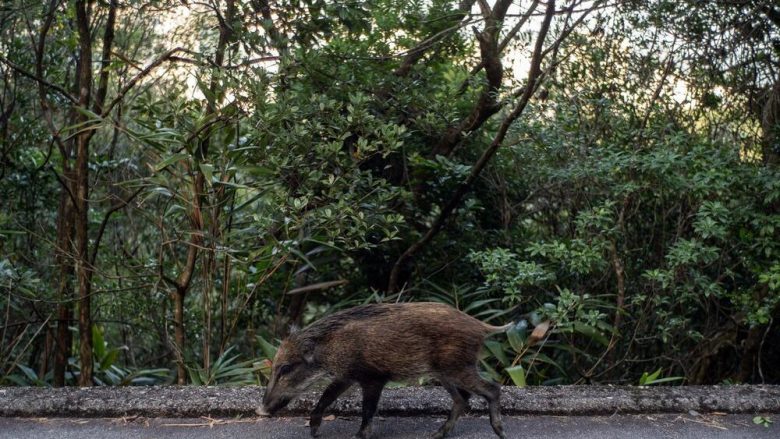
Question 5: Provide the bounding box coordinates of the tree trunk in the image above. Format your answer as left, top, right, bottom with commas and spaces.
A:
74, 0, 93, 387
39, 0, 75, 388
75, 134, 93, 387
220, 251, 231, 354
53, 300, 72, 386
736, 325, 763, 383
159, 0, 232, 384
173, 287, 187, 384
38, 329, 53, 380
53, 167, 75, 387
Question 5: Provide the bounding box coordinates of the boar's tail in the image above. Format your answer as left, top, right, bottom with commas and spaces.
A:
483, 322, 515, 334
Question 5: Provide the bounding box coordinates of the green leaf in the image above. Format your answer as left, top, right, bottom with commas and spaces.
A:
74, 105, 103, 121
199, 163, 214, 186
103, 368, 122, 385
4, 374, 31, 386
187, 366, 203, 385
479, 359, 503, 382
154, 152, 189, 172
646, 368, 662, 383
637, 367, 683, 386
123, 368, 170, 386
574, 322, 609, 347
523, 352, 567, 376
92, 325, 106, 362
289, 247, 317, 272
464, 298, 503, 313
753, 416, 772, 427
505, 365, 526, 387
645, 376, 684, 384
507, 325, 526, 352
484, 340, 510, 367
16, 364, 41, 384
102, 349, 121, 370
256, 336, 278, 360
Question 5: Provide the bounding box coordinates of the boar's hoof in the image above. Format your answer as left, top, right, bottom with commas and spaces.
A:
354, 428, 372, 439
310, 426, 321, 437
430, 432, 447, 439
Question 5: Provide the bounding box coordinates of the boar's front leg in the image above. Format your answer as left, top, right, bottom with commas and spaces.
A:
355, 380, 387, 439
310, 380, 353, 437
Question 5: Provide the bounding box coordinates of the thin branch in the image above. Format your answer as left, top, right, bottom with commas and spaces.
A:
0, 315, 52, 384
102, 47, 187, 118
464, 0, 615, 17
540, 0, 600, 59
159, 272, 181, 291
285, 280, 349, 295
499, 0, 541, 53
168, 54, 279, 68
92, 0, 117, 116
111, 50, 143, 72
394, 0, 478, 77
638, 48, 676, 134
90, 187, 144, 267
52, 168, 79, 208
0, 55, 77, 105
31, 0, 70, 157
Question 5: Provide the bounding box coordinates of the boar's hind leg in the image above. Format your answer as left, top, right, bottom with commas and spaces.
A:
310, 380, 353, 437
355, 380, 386, 439
451, 373, 505, 439
431, 382, 471, 439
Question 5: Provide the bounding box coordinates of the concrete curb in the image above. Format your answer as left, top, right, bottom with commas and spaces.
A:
1, 385, 779, 418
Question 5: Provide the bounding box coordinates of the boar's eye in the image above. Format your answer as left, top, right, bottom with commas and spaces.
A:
278, 363, 294, 376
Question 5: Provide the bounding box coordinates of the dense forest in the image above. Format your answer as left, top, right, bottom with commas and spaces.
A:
0, 0, 778, 388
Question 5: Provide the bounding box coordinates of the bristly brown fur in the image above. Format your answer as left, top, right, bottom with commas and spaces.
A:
262, 302, 508, 439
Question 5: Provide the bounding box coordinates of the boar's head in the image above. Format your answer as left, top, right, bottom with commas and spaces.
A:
260, 336, 323, 416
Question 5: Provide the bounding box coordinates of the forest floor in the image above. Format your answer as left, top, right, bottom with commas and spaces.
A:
1, 414, 777, 438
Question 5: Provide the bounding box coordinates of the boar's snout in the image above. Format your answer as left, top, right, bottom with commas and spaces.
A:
259, 392, 291, 416
260, 378, 291, 416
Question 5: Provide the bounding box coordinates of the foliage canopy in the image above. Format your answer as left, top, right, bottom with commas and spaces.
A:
0, 0, 779, 386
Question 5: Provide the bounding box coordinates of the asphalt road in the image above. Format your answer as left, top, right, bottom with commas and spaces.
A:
0, 414, 776, 439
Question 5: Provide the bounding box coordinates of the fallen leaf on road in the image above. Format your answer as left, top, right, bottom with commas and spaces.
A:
305, 415, 336, 427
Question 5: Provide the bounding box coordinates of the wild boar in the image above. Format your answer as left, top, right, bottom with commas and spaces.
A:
259, 302, 512, 439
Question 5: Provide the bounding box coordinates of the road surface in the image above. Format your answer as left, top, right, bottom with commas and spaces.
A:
0, 414, 775, 438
